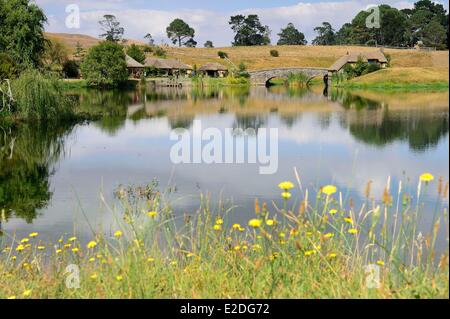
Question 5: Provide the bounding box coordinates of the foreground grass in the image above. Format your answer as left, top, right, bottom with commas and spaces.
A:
0, 173, 448, 299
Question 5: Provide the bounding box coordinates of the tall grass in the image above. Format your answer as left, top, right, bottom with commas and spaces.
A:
286, 72, 310, 88
8, 70, 73, 120
0, 172, 448, 299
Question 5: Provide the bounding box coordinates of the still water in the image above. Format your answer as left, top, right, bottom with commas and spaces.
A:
1, 86, 449, 244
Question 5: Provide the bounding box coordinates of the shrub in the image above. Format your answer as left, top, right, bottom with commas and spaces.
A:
234, 62, 250, 79
80, 41, 128, 88
126, 44, 145, 64
0, 53, 16, 80
62, 60, 80, 78
10, 70, 73, 120
154, 46, 167, 58
270, 49, 279, 57
218, 51, 229, 59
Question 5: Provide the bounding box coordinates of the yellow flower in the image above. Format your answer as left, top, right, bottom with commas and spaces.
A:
15, 245, 25, 252
281, 192, 292, 199
37, 246, 45, 250
56, 249, 63, 254
329, 209, 338, 215
114, 230, 123, 238
233, 245, 241, 251
68, 237, 77, 242
278, 181, 295, 191
376, 260, 385, 266
420, 173, 434, 183
279, 232, 286, 239
29, 232, 38, 238
89, 257, 95, 262
20, 238, 29, 244
147, 257, 155, 263
322, 185, 337, 196
186, 253, 195, 258
11, 256, 17, 261
232, 223, 241, 230
328, 253, 337, 258
324, 233, 334, 239
87, 241, 97, 249
253, 244, 262, 251
72, 248, 80, 253
248, 219, 262, 228
238, 227, 245, 232
213, 224, 222, 231
90, 274, 98, 280
22, 289, 32, 297
348, 228, 358, 235
215, 218, 224, 225
116, 275, 123, 281
266, 219, 275, 226
64, 244, 71, 249
344, 217, 353, 224
147, 211, 158, 218
304, 250, 316, 256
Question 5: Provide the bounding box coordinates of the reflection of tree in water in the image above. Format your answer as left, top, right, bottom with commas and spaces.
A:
233, 114, 267, 135
331, 90, 382, 110
317, 112, 332, 129
0, 122, 74, 224
168, 115, 195, 130
279, 113, 302, 128
347, 109, 449, 152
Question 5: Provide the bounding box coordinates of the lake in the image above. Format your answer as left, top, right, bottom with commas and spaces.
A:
1, 86, 449, 247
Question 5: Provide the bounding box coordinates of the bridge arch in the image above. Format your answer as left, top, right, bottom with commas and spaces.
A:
249, 67, 329, 87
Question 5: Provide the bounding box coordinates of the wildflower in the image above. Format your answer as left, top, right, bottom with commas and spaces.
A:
114, 230, 123, 238
279, 232, 286, 239
186, 253, 195, 258
304, 250, 316, 256
147, 211, 158, 218
72, 248, 80, 253
22, 289, 32, 297
232, 223, 241, 231
348, 228, 358, 235
37, 246, 45, 250
253, 244, 262, 251
324, 233, 334, 239
344, 217, 353, 224
29, 232, 39, 238
56, 249, 63, 254
215, 218, 224, 225
147, 257, 155, 263
2, 247, 11, 253
68, 237, 77, 242
116, 275, 124, 282
58, 238, 64, 243
278, 181, 295, 191
376, 260, 385, 266
329, 209, 338, 215
248, 219, 262, 228
16, 245, 25, 252
90, 274, 98, 280
87, 241, 97, 249
25, 244, 31, 248
266, 219, 275, 226
64, 244, 71, 249
420, 173, 434, 183
328, 253, 337, 258
20, 238, 29, 244
234, 245, 241, 251
89, 257, 95, 263
238, 227, 245, 232
170, 261, 177, 266
11, 256, 17, 261
213, 224, 222, 231
281, 192, 292, 199
322, 185, 337, 196
242, 245, 248, 251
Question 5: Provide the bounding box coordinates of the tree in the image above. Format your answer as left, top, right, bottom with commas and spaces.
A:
42, 39, 69, 74
421, 19, 447, 47
74, 42, 86, 60
336, 23, 353, 45
80, 41, 128, 87
312, 22, 336, 45
0, 53, 16, 80
229, 14, 271, 46
277, 23, 307, 45
204, 40, 214, 48
166, 19, 195, 47
144, 33, 154, 46
0, 0, 47, 68
126, 44, 145, 64
99, 15, 124, 42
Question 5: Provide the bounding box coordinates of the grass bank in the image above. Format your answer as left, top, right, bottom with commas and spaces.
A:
0, 173, 448, 299
336, 67, 449, 90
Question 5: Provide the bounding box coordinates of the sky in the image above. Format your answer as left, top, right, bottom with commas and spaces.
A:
35, 0, 449, 46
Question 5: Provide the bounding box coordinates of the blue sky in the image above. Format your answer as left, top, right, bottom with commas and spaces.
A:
36, 0, 449, 46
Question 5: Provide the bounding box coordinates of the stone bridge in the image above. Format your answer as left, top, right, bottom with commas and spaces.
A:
249, 67, 330, 87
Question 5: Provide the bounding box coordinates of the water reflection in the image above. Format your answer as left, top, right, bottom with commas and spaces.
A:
0, 86, 448, 233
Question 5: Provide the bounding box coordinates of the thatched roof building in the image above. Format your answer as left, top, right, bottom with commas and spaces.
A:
126, 55, 144, 68
144, 58, 192, 71
329, 50, 388, 72
198, 62, 228, 72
